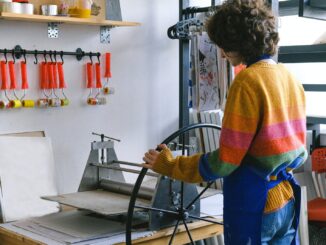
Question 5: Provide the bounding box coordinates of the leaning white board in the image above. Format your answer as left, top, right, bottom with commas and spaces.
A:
0, 137, 59, 222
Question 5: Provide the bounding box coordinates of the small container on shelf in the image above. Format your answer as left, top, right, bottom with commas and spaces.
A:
77, 0, 93, 18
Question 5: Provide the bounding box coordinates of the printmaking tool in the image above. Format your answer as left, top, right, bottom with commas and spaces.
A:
48, 56, 61, 108
20, 53, 35, 108
57, 55, 69, 106
103, 52, 115, 95
36, 60, 50, 108
8, 60, 22, 109
94, 61, 107, 105
44, 124, 223, 245
0, 60, 10, 109
86, 61, 97, 105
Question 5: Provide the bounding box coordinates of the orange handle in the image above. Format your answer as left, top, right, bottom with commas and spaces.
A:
40, 62, 48, 89
105, 53, 111, 78
47, 62, 54, 89
8, 61, 17, 90
0, 61, 8, 90
52, 62, 58, 89
21, 62, 29, 90
86, 63, 93, 88
58, 62, 66, 89
95, 63, 102, 88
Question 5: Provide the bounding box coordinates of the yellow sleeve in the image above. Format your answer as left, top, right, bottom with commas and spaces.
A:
152, 148, 203, 183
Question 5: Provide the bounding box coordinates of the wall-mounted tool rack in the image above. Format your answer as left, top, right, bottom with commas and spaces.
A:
0, 45, 101, 63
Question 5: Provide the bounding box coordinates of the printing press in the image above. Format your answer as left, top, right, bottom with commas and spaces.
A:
42, 124, 223, 244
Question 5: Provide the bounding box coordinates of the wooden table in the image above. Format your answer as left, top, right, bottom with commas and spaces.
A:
0, 220, 223, 245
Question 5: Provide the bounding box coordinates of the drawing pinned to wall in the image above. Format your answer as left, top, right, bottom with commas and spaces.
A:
195, 32, 219, 111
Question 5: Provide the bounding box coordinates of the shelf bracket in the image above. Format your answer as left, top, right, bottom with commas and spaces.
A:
48, 23, 59, 39
100, 26, 113, 44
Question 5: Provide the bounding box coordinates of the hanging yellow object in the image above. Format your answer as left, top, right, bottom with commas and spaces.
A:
10, 100, 22, 108
61, 99, 70, 106
22, 100, 35, 108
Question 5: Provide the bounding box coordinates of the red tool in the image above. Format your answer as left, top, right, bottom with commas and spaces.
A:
86, 62, 97, 105
95, 62, 106, 105
48, 61, 61, 107
0, 60, 9, 109
20, 60, 35, 108
57, 62, 69, 106
103, 52, 115, 95
37, 61, 50, 108
86, 62, 106, 106
8, 61, 22, 108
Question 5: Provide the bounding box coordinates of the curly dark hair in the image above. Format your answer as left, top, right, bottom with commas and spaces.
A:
206, 0, 279, 64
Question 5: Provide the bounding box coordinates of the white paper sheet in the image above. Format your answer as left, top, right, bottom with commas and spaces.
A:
0, 137, 59, 222
200, 193, 223, 217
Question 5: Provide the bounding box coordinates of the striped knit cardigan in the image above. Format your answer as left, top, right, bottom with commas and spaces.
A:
153, 61, 308, 212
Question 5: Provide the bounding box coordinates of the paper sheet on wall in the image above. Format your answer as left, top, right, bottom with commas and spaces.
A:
0, 137, 59, 222
196, 32, 220, 111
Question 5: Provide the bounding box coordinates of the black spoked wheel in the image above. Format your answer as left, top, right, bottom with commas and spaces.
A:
126, 123, 223, 244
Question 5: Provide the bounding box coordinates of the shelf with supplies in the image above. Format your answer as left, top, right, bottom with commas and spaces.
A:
0, 12, 140, 27
0, 0, 140, 43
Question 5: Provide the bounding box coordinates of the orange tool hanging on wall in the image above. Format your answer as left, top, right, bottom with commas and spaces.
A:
37, 61, 50, 108
0, 60, 9, 109
8, 60, 22, 109
86, 62, 97, 105
95, 61, 106, 105
48, 59, 61, 107
20, 60, 35, 108
103, 52, 115, 95
57, 61, 69, 106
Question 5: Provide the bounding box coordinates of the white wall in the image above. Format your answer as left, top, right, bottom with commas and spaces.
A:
0, 0, 179, 193
279, 16, 326, 119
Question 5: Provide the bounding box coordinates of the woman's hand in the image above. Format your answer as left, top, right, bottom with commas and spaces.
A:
141, 144, 167, 170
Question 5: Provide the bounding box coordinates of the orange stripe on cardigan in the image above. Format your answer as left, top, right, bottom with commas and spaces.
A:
222, 112, 258, 133
220, 144, 247, 165
249, 132, 306, 156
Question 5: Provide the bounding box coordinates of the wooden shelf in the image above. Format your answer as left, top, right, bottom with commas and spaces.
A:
0, 12, 140, 27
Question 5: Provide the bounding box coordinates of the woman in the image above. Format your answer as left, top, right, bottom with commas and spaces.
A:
143, 0, 307, 244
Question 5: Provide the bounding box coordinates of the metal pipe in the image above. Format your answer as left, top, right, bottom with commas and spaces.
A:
90, 163, 159, 177
181, 6, 219, 15
0, 47, 100, 62
110, 160, 142, 167
92, 132, 121, 142
100, 179, 155, 200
